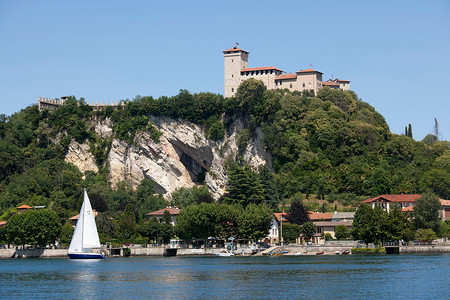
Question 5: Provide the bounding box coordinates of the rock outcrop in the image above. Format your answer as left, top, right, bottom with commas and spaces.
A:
65, 140, 99, 174
65, 116, 272, 199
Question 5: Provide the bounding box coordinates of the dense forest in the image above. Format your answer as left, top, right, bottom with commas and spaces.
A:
0, 79, 449, 244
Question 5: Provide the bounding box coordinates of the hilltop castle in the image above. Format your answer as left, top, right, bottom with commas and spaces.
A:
223, 46, 350, 98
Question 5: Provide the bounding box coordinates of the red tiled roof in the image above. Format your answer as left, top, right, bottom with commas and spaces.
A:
274, 212, 288, 222
337, 79, 350, 83
322, 81, 339, 87
363, 194, 421, 203
313, 221, 353, 227
296, 68, 323, 74
241, 66, 283, 72
146, 207, 180, 216
17, 205, 32, 209
223, 47, 249, 54
308, 212, 333, 221
440, 199, 450, 206
275, 73, 297, 80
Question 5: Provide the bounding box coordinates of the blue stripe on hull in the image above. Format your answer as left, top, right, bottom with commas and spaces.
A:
67, 253, 106, 259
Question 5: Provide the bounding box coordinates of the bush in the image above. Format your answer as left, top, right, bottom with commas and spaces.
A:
123, 247, 131, 257
324, 233, 333, 241
351, 247, 386, 255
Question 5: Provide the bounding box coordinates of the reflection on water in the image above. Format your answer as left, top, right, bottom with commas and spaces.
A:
0, 255, 448, 298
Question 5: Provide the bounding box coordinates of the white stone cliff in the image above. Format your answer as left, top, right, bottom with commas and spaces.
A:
65, 116, 271, 199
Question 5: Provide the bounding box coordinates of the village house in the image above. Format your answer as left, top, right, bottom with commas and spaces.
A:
362, 194, 450, 220
145, 206, 180, 226
266, 211, 288, 245
223, 46, 350, 98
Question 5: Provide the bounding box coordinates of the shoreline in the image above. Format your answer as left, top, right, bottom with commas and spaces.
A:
1, 244, 449, 258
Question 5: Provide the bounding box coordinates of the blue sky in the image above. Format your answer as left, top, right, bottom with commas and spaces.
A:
1, 0, 449, 141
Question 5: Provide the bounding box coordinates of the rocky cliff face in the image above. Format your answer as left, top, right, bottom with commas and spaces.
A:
65, 116, 271, 199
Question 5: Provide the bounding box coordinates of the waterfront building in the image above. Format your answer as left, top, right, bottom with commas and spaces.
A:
145, 206, 180, 226
223, 46, 350, 98
362, 194, 450, 220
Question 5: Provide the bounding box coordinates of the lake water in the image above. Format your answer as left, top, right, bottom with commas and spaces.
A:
1, 254, 448, 299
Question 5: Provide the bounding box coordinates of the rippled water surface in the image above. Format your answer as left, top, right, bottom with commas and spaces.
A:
1, 254, 448, 299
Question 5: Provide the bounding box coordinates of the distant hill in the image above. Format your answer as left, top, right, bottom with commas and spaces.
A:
0, 79, 448, 219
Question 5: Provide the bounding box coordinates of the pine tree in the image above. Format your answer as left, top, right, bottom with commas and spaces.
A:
287, 195, 310, 226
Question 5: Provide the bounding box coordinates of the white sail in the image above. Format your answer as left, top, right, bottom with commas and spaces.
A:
68, 189, 101, 253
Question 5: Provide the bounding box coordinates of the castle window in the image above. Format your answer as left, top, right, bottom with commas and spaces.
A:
270, 70, 273, 74
303, 83, 305, 88
280, 82, 282, 86
290, 84, 292, 88
231, 88, 234, 93
232, 59, 234, 62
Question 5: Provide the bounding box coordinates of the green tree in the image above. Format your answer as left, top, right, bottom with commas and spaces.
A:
287, 195, 310, 226
3, 209, 60, 247
238, 204, 272, 242
301, 221, 316, 241
175, 203, 222, 241
258, 165, 280, 210
96, 212, 117, 240
282, 223, 301, 243
225, 164, 265, 207
413, 192, 442, 235
170, 186, 214, 209
335, 225, 349, 240
60, 222, 74, 245
138, 216, 161, 243
416, 228, 438, 242
118, 204, 137, 241
351, 203, 379, 244
383, 206, 410, 241
3, 213, 26, 246
159, 210, 174, 244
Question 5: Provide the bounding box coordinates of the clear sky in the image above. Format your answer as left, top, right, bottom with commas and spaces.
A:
1, 0, 449, 141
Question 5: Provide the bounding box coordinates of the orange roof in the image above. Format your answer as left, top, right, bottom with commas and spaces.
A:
275, 73, 297, 80
402, 206, 414, 212
337, 79, 350, 83
241, 66, 283, 72
296, 68, 323, 74
440, 199, 450, 206
146, 207, 180, 216
363, 194, 421, 203
308, 212, 333, 221
17, 205, 32, 209
274, 212, 288, 222
322, 81, 339, 86
223, 47, 249, 54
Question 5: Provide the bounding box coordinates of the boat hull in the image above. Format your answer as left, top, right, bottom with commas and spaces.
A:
67, 252, 106, 259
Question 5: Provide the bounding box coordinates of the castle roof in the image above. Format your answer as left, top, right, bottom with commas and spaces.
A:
223, 47, 249, 54
322, 81, 340, 87
241, 66, 283, 72
296, 68, 323, 74
275, 73, 297, 80
337, 79, 350, 83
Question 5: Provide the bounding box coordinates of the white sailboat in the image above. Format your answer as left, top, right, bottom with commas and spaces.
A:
67, 189, 106, 259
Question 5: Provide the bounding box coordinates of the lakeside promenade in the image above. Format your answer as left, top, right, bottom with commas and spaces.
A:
1, 244, 449, 258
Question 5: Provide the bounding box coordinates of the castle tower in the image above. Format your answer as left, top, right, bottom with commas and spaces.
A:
223, 46, 249, 98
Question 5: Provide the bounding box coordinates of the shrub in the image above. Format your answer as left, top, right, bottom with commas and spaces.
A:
351, 247, 386, 255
